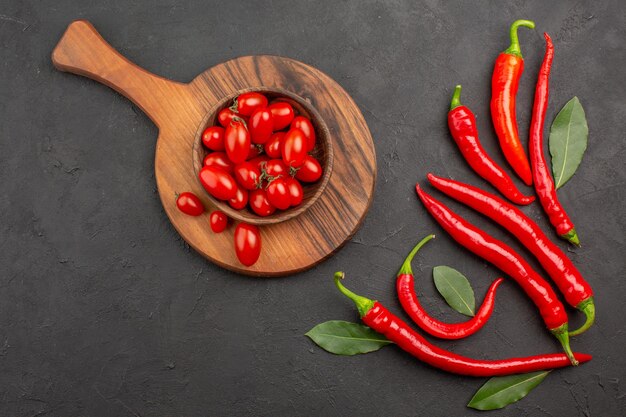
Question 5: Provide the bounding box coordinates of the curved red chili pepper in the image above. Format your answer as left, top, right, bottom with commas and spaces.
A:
396, 234, 503, 339
529, 33, 579, 246
491, 20, 535, 186
415, 184, 578, 364
335, 273, 591, 377
427, 173, 595, 336
448, 85, 534, 205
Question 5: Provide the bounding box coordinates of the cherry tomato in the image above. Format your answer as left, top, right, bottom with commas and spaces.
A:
201, 126, 225, 151
210, 211, 228, 233
234, 162, 261, 191
234, 223, 261, 266
248, 155, 271, 169
203, 152, 234, 174
286, 178, 303, 207
246, 143, 263, 160
235, 92, 268, 116
264, 159, 289, 177
249, 189, 276, 217
176, 192, 205, 216
249, 108, 274, 144
282, 128, 307, 168
268, 102, 295, 130
198, 166, 238, 200
291, 116, 316, 151
225, 120, 250, 164
217, 108, 246, 128
266, 178, 291, 210
265, 132, 284, 159
295, 155, 323, 183
228, 185, 249, 210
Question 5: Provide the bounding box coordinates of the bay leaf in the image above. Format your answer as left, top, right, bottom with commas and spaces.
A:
433, 266, 475, 317
549, 97, 588, 189
468, 371, 549, 410
305, 320, 392, 355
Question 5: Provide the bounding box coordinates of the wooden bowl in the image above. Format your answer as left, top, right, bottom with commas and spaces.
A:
192, 87, 333, 225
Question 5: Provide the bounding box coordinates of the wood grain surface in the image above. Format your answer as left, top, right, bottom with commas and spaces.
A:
51, 20, 376, 276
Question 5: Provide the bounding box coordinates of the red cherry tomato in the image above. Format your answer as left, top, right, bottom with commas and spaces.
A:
265, 132, 285, 159
286, 178, 303, 207
235, 92, 268, 116
217, 108, 246, 128
291, 116, 316, 151
225, 120, 250, 164
282, 128, 307, 168
176, 192, 205, 216
249, 189, 276, 217
248, 155, 271, 169
210, 211, 228, 233
264, 159, 289, 177
234, 162, 261, 191
228, 185, 249, 210
234, 223, 262, 266
203, 152, 235, 174
295, 155, 323, 183
201, 126, 225, 151
246, 143, 263, 160
268, 102, 295, 130
249, 108, 274, 144
266, 178, 291, 210
198, 166, 238, 200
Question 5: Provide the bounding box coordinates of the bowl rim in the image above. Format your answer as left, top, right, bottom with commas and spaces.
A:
192, 86, 334, 225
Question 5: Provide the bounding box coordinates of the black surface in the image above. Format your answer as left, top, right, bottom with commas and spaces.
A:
1, 1, 625, 415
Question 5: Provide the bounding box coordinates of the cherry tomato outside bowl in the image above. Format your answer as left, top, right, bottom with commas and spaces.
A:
234, 223, 262, 266
210, 210, 229, 233
176, 192, 205, 216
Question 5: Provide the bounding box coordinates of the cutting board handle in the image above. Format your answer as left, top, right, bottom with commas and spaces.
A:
52, 20, 189, 128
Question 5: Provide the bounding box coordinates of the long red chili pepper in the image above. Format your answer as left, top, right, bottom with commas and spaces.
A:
448, 85, 534, 205
415, 185, 577, 364
427, 174, 595, 336
491, 19, 535, 186
529, 33, 580, 246
397, 234, 504, 339
335, 273, 591, 377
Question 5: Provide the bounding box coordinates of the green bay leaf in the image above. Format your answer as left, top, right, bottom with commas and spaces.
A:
549, 97, 588, 189
468, 371, 549, 410
433, 266, 475, 317
305, 320, 392, 355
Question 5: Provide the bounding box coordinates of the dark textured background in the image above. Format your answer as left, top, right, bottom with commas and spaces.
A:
1, 1, 625, 415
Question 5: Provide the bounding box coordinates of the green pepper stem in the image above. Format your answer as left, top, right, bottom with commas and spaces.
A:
450, 85, 462, 111
551, 324, 578, 366
334, 272, 375, 318
504, 19, 535, 58
398, 234, 435, 276
569, 297, 595, 337
561, 228, 581, 247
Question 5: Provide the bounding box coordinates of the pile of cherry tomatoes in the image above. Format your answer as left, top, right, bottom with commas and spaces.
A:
175, 92, 324, 268
198, 91, 323, 216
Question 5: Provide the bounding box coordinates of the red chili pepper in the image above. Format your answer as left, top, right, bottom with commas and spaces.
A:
335, 273, 591, 377
415, 184, 577, 364
427, 174, 595, 336
491, 20, 535, 186
529, 33, 580, 246
396, 234, 503, 339
448, 85, 534, 205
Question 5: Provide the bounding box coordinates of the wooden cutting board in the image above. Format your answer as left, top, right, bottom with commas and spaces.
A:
52, 20, 376, 277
